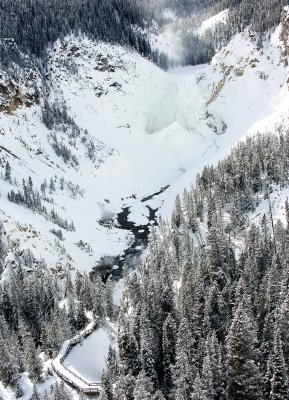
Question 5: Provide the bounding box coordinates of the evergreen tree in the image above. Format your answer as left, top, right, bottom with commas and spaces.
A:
103, 278, 114, 319
113, 373, 135, 400
99, 390, 109, 400
4, 161, 11, 183
30, 384, 41, 400
139, 307, 157, 384
0, 332, 19, 387
202, 332, 225, 400
118, 324, 140, 376
173, 318, 196, 400
191, 373, 206, 400
152, 390, 166, 400
172, 195, 183, 228
227, 294, 263, 400
18, 317, 43, 382
269, 328, 289, 400
162, 313, 176, 393
107, 345, 119, 383
133, 371, 154, 400
101, 371, 113, 400
52, 381, 72, 400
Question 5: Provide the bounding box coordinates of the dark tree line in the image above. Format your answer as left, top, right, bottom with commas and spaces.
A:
42, 99, 82, 167
30, 380, 75, 400
103, 127, 289, 399
0, 38, 41, 79
0, 0, 147, 57
0, 0, 285, 80
42, 99, 113, 167
0, 0, 167, 69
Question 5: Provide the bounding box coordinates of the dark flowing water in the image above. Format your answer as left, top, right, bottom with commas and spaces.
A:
91, 186, 169, 281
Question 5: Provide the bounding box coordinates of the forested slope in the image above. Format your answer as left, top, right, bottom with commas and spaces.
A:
0, 0, 152, 59
0, 0, 287, 69
0, 231, 114, 397
109, 130, 289, 400
148, 0, 288, 64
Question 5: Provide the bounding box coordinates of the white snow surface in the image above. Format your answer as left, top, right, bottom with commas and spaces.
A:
64, 327, 112, 382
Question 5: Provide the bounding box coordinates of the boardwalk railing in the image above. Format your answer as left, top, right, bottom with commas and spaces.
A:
52, 317, 109, 394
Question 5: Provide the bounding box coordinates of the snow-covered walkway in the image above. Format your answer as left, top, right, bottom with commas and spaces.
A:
52, 317, 116, 394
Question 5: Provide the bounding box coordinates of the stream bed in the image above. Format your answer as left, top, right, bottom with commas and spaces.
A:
91, 185, 169, 281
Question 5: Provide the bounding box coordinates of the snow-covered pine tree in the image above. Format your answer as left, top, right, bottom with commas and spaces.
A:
4, 161, 11, 183
227, 293, 263, 400
269, 327, 289, 400
133, 371, 154, 400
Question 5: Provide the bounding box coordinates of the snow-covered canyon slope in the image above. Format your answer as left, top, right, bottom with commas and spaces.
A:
0, 5, 289, 400
0, 7, 288, 280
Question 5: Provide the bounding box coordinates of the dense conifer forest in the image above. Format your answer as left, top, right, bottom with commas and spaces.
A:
0, 0, 152, 58
102, 129, 289, 399
149, 0, 287, 64
0, 0, 287, 70
0, 230, 113, 396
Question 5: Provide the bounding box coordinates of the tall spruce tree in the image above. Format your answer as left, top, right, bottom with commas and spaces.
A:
269, 328, 289, 400
133, 371, 154, 400
227, 293, 263, 400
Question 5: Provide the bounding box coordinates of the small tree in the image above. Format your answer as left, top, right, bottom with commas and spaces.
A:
269, 328, 289, 400
4, 161, 11, 183
133, 371, 154, 400
227, 294, 263, 400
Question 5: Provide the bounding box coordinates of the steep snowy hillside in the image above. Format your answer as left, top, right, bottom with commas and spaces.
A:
160, 9, 289, 216
1, 9, 289, 277
198, 9, 229, 35
0, 38, 205, 276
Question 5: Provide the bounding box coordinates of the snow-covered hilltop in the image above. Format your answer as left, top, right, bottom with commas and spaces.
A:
0, 3, 289, 400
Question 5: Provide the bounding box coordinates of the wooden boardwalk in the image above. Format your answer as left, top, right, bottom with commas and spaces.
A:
52, 318, 104, 394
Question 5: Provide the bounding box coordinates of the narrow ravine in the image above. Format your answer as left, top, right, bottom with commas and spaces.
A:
91, 185, 170, 281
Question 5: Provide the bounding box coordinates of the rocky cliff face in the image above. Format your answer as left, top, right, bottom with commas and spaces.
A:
0, 71, 41, 113
0, 39, 43, 113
